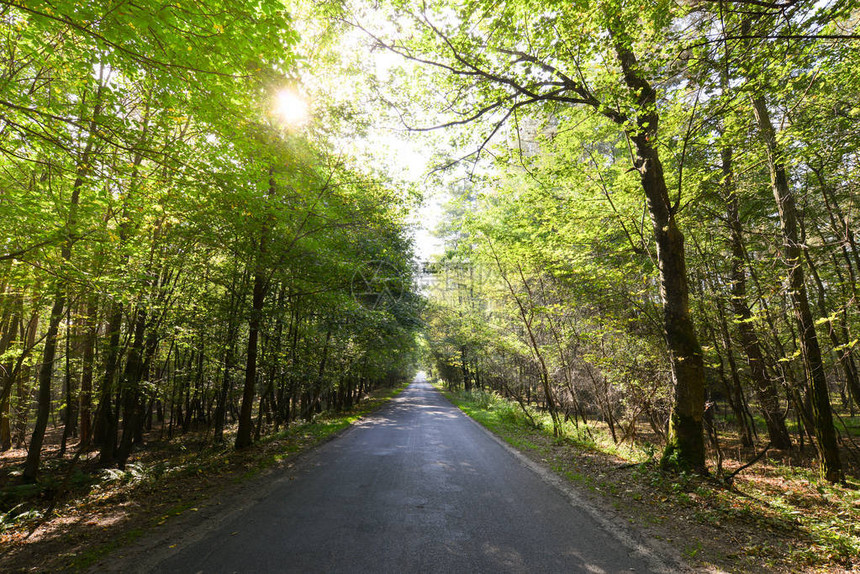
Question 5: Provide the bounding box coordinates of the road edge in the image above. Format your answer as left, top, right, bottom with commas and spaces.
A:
91, 383, 412, 573
434, 385, 725, 574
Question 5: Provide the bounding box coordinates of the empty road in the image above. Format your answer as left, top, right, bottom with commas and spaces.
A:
149, 376, 677, 573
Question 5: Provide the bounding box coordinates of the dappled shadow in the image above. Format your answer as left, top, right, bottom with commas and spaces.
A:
350, 382, 465, 433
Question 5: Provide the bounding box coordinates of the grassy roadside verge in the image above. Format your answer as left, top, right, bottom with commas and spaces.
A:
438, 385, 860, 573
0, 382, 410, 572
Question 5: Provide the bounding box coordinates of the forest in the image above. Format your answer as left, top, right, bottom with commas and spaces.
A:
1, 0, 860, 571
413, 0, 860, 482
405, 0, 860, 567
0, 0, 423, 541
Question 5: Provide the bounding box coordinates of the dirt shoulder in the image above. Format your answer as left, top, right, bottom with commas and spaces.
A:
4, 381, 858, 573
0, 384, 408, 573
441, 387, 860, 574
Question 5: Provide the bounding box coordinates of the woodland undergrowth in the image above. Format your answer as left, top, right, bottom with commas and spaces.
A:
0, 383, 409, 572
443, 386, 860, 574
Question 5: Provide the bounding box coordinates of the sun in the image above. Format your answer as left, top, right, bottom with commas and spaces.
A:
273, 89, 310, 126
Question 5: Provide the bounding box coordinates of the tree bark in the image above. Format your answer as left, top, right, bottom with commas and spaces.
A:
631, 128, 705, 470
15, 310, 38, 447
115, 307, 147, 467
611, 39, 706, 472
235, 261, 266, 449
751, 96, 842, 483
59, 304, 77, 456
78, 297, 98, 447
707, 309, 754, 447
96, 301, 123, 465
802, 231, 860, 428
723, 146, 792, 449
23, 292, 65, 480
0, 297, 18, 451
214, 328, 237, 443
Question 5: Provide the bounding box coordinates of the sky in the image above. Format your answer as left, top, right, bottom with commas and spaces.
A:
375, 135, 447, 262
292, 14, 450, 263
412, 192, 446, 261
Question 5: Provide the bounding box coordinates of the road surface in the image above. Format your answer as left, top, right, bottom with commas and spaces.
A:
149, 376, 678, 573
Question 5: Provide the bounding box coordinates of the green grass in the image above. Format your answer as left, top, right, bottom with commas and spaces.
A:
835, 414, 860, 437
441, 387, 650, 463
438, 383, 860, 572
683, 540, 703, 559
4, 381, 413, 573
158, 501, 197, 522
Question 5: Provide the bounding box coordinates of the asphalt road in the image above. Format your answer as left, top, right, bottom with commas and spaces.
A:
150, 376, 677, 573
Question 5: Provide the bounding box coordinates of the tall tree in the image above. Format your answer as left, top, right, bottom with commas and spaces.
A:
365, 0, 707, 470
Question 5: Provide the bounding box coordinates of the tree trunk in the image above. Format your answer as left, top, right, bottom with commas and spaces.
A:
723, 146, 792, 449
78, 297, 98, 447
23, 292, 65, 481
0, 298, 18, 451
0, 398, 10, 451
59, 305, 77, 457
235, 167, 276, 449
802, 231, 860, 428
15, 310, 38, 447
751, 96, 842, 483
214, 331, 237, 444
115, 307, 147, 467
631, 136, 705, 470
611, 39, 705, 472
235, 265, 265, 449
96, 302, 123, 465
707, 313, 754, 447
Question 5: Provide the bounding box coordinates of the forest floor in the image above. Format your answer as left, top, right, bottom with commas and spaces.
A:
442, 387, 860, 573
0, 383, 409, 573
3, 382, 859, 573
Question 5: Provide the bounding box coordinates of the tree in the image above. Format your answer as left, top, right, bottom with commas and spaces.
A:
363, 0, 707, 470
404, 0, 856, 481
0, 0, 423, 479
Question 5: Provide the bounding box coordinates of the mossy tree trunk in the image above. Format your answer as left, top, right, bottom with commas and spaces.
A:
751, 96, 843, 483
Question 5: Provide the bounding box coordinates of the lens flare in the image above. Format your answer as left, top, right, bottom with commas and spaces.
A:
274, 89, 309, 126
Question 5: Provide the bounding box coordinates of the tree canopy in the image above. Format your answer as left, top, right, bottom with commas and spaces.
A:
1, 0, 858, 514
0, 0, 422, 478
